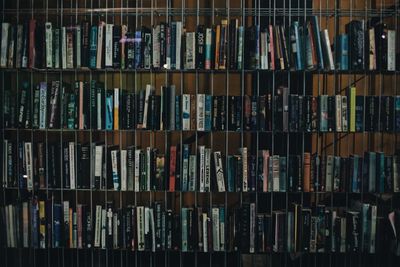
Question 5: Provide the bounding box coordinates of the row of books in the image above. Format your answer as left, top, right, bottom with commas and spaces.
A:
4, 139, 400, 194
2, 200, 399, 254
5, 82, 400, 132
0, 17, 397, 71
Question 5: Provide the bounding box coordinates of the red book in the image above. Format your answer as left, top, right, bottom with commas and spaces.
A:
169, 146, 177, 191
29, 19, 36, 68
268, 25, 275, 70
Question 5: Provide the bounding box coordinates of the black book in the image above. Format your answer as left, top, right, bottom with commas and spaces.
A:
126, 32, 135, 69
244, 26, 258, 69
274, 93, 283, 131
196, 25, 205, 69
239, 203, 250, 252
258, 95, 266, 131
327, 95, 335, 132
345, 20, 365, 70
112, 25, 121, 68
137, 89, 145, 128
301, 209, 311, 252
250, 95, 258, 131
48, 143, 60, 188
90, 80, 97, 129
244, 95, 251, 131
212, 96, 219, 130
385, 156, 393, 192
289, 95, 299, 132
228, 96, 236, 131
346, 211, 360, 252
298, 95, 305, 131
365, 96, 379, 131
374, 23, 388, 71
380, 96, 394, 132
35, 23, 45, 68
229, 19, 238, 69
79, 144, 91, 189
81, 21, 90, 67
219, 95, 226, 131
160, 23, 167, 68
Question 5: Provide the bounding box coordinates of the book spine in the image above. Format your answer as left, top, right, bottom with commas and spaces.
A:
104, 24, 113, 67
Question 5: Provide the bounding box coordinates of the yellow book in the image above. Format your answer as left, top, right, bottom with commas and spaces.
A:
113, 88, 119, 130
214, 25, 220, 69
349, 87, 356, 132
39, 201, 46, 248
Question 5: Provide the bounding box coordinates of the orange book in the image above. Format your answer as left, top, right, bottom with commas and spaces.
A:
69, 208, 73, 248
214, 25, 221, 69
169, 146, 177, 191
303, 152, 311, 192
262, 150, 270, 192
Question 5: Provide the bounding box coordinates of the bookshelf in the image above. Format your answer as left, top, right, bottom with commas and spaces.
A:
1, 0, 400, 267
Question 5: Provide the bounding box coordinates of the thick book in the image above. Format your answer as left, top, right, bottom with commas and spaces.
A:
346, 20, 365, 70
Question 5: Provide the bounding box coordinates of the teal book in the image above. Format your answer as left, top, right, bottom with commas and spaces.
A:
311, 16, 324, 69
279, 156, 287, 192
376, 152, 385, 193
351, 155, 360, 193
105, 92, 113, 130
227, 155, 236, 192
395, 96, 400, 132
89, 26, 97, 69
181, 208, 188, 251
335, 34, 349, 70
219, 207, 225, 251
319, 95, 328, 132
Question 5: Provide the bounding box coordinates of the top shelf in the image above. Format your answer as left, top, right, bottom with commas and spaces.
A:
1, 7, 399, 18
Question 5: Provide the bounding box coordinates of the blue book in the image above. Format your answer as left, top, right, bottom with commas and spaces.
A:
31, 200, 39, 248
336, 34, 349, 70
279, 156, 287, 192
219, 207, 225, 250
395, 96, 400, 132
171, 22, 177, 69
182, 144, 190, 191
105, 94, 113, 130
311, 16, 324, 69
355, 96, 364, 132
89, 26, 98, 69
53, 203, 62, 248
205, 94, 212, 131
227, 156, 236, 192
175, 95, 181, 130
319, 95, 328, 132
292, 21, 303, 70
134, 30, 142, 68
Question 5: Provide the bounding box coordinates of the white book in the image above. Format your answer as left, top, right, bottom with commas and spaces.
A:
111, 150, 119, 190
341, 96, 348, 132
261, 32, 268, 69
388, 30, 396, 71
22, 202, 29, 247
75, 25, 81, 68
368, 28, 376, 70
185, 32, 196, 69
137, 206, 145, 251
272, 155, 280, 192
45, 22, 53, 68
175, 21, 182, 69
94, 145, 103, 184
134, 149, 141, 192
112, 213, 118, 248
322, 29, 335, 70
148, 208, 156, 252
142, 84, 153, 129
204, 148, 211, 192
197, 94, 205, 131
39, 82, 47, 129
101, 209, 107, 248
212, 208, 220, 252
96, 22, 105, 69
241, 147, 248, 192
213, 151, 225, 192
120, 150, 127, 191
188, 155, 197, 191
61, 27, 67, 69
152, 25, 160, 68
24, 142, 33, 191
370, 205, 377, 253
94, 205, 102, 247
63, 201, 70, 246
182, 94, 191, 130
0, 22, 10, 68
113, 88, 119, 130
335, 95, 342, 132
105, 24, 113, 67
199, 145, 205, 192
69, 142, 76, 189
202, 213, 208, 252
